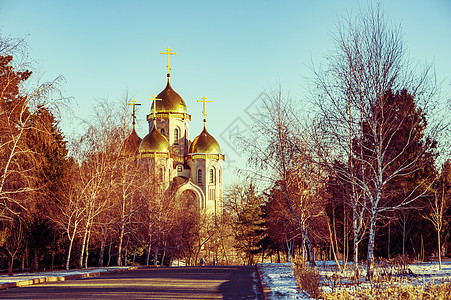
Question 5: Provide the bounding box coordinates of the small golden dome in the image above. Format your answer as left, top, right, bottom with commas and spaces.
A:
139, 126, 169, 153
153, 79, 187, 113
189, 125, 221, 154
122, 128, 142, 156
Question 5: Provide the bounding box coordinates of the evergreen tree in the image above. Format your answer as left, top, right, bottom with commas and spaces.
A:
0, 53, 33, 219
1, 37, 68, 271
233, 184, 266, 265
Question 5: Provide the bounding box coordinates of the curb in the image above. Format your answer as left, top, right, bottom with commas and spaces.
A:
0, 266, 140, 290
256, 264, 272, 300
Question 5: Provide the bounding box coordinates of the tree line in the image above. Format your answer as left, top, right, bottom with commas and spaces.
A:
233, 4, 451, 277
0, 35, 234, 272
1, 4, 450, 275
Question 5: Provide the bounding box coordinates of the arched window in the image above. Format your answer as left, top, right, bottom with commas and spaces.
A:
160, 128, 165, 136
197, 169, 202, 184
159, 167, 164, 181
184, 130, 187, 145
219, 169, 221, 184
177, 165, 183, 172
210, 168, 215, 184
174, 128, 179, 145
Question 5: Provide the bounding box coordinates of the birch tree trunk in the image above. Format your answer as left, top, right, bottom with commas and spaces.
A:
124, 236, 130, 266
117, 223, 125, 266
366, 208, 377, 278
98, 226, 107, 267
84, 222, 92, 269
79, 223, 89, 269
353, 207, 360, 278
65, 222, 78, 270
146, 237, 152, 266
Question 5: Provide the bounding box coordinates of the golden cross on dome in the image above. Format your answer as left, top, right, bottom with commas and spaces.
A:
160, 47, 177, 76
148, 94, 162, 121
126, 99, 141, 130
197, 96, 212, 122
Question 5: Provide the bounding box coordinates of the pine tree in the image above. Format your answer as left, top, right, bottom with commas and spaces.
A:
233, 184, 266, 265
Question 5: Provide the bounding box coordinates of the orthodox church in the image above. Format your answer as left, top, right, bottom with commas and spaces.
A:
123, 48, 224, 217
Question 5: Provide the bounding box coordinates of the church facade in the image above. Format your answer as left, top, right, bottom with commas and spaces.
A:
123, 48, 224, 217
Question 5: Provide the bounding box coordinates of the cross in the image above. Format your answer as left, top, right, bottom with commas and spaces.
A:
197, 96, 212, 122
126, 99, 141, 130
160, 47, 177, 76
148, 94, 162, 121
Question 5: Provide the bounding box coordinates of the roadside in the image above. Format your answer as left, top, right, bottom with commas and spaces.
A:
257, 263, 309, 300
0, 265, 262, 299
0, 266, 141, 290
1, 264, 303, 299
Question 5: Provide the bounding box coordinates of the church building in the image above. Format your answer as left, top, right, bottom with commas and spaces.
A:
123, 48, 225, 217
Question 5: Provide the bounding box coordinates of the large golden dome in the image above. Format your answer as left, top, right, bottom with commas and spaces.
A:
189, 125, 221, 154
139, 126, 169, 153
153, 79, 187, 113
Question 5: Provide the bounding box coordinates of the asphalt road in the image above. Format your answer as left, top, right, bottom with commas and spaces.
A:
0, 266, 262, 300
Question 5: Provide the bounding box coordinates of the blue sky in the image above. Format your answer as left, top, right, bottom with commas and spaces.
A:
1, 0, 450, 186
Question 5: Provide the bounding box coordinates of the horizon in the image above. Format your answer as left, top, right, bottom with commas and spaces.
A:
1, 0, 450, 187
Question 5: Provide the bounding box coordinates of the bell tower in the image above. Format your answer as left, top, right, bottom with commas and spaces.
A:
186, 96, 225, 216
147, 48, 191, 164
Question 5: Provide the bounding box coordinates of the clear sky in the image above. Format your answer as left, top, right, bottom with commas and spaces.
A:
1, 0, 450, 186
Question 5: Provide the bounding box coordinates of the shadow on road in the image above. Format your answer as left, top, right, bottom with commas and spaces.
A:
0, 266, 262, 300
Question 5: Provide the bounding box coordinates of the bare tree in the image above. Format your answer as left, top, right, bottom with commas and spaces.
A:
423, 160, 451, 270
312, 4, 445, 277
50, 161, 86, 270
239, 88, 329, 266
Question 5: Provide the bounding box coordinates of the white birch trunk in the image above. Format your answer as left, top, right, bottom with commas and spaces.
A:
117, 223, 125, 266
79, 224, 89, 269
153, 247, 159, 266
366, 208, 377, 278
124, 236, 129, 266
65, 223, 78, 270
83, 223, 92, 269
146, 235, 152, 265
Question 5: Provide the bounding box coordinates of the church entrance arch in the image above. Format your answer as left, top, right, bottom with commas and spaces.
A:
180, 190, 198, 209
175, 181, 205, 209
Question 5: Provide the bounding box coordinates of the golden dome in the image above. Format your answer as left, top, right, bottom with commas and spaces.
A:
189, 125, 221, 154
122, 128, 142, 156
139, 125, 169, 153
153, 79, 187, 113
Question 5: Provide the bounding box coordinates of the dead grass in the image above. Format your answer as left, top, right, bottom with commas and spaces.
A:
293, 257, 451, 299
293, 257, 322, 298
321, 280, 451, 300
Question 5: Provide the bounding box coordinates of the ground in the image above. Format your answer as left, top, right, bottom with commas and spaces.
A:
1, 261, 450, 299
258, 260, 451, 299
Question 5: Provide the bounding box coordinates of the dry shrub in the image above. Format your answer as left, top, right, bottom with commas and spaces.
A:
378, 255, 415, 279
322, 279, 451, 299
293, 257, 321, 298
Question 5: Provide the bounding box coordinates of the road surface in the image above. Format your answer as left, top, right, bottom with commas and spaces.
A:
0, 266, 262, 299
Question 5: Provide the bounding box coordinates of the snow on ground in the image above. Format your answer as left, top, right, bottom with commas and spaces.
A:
258, 263, 312, 299
2, 261, 450, 299
0, 266, 133, 285
258, 260, 451, 299
318, 260, 451, 294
